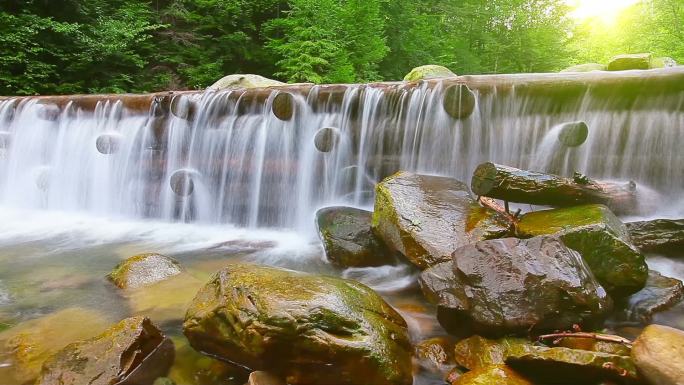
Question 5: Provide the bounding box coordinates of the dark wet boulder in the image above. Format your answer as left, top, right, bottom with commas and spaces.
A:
372, 172, 510, 269
506, 346, 639, 384
626, 219, 684, 255
631, 324, 684, 385
36, 316, 174, 385
451, 364, 533, 385
517, 204, 648, 297
558, 121, 589, 147
453, 336, 535, 370
419, 237, 612, 337
109, 253, 182, 289
404, 65, 456, 81
316, 206, 393, 267
183, 263, 412, 385
618, 270, 684, 323
442, 84, 476, 119
607, 53, 652, 71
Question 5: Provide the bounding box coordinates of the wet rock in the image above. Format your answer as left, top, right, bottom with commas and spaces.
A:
372, 172, 510, 269
453, 336, 535, 370
451, 364, 533, 385
554, 335, 631, 356
619, 270, 684, 323
607, 53, 652, 71
517, 204, 648, 297
247, 371, 286, 385
313, 127, 340, 153
109, 253, 182, 289
419, 237, 612, 337
316, 206, 392, 267
169, 169, 198, 197
626, 218, 684, 255
272, 92, 294, 121
0, 308, 110, 383
558, 121, 589, 147
403, 65, 456, 81
443, 84, 476, 119
561, 63, 606, 72
631, 324, 684, 385
415, 337, 455, 373
506, 346, 639, 384
36, 316, 174, 385
183, 263, 412, 385
207, 74, 285, 91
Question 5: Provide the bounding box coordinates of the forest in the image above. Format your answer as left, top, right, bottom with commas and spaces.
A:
0, 0, 682, 95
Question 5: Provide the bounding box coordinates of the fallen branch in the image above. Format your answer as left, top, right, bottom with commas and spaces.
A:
538, 332, 633, 346
478, 196, 520, 226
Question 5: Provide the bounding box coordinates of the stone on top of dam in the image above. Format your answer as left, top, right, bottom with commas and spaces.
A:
403, 65, 456, 81
207, 74, 285, 91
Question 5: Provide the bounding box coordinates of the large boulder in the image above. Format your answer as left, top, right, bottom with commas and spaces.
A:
631, 324, 684, 385
372, 172, 510, 269
183, 263, 412, 385
560, 63, 606, 73
607, 53, 652, 71
207, 74, 285, 91
316, 206, 392, 267
506, 346, 639, 384
0, 308, 111, 384
36, 316, 174, 385
451, 364, 533, 385
517, 204, 648, 297
108, 253, 182, 289
419, 237, 612, 337
626, 218, 684, 255
619, 270, 684, 323
403, 65, 456, 81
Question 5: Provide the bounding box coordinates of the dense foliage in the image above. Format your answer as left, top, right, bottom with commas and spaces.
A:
0, 0, 681, 95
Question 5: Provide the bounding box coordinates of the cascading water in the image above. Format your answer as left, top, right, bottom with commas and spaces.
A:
1, 71, 683, 233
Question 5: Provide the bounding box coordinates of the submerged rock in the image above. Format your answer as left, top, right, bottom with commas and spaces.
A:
453, 336, 535, 370
372, 172, 510, 269
419, 237, 612, 337
619, 270, 684, 323
507, 346, 639, 384
316, 206, 392, 267
127, 272, 204, 323
36, 316, 174, 385
0, 308, 110, 383
517, 204, 648, 297
109, 253, 182, 289
403, 65, 456, 81
560, 63, 606, 72
626, 218, 684, 255
451, 364, 533, 385
631, 324, 684, 385
207, 74, 285, 91
607, 53, 652, 71
183, 263, 412, 385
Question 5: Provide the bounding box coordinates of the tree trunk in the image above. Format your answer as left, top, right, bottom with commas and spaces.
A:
471, 162, 638, 214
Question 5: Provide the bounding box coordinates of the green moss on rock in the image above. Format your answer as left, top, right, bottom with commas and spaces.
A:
607, 53, 652, 71
452, 364, 533, 385
404, 65, 456, 82
454, 336, 535, 370
108, 253, 182, 289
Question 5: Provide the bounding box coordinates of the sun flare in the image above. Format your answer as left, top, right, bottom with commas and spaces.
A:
567, 0, 641, 25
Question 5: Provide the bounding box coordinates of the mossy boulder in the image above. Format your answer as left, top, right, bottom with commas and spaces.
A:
316, 206, 393, 267
0, 308, 110, 384
183, 263, 412, 385
36, 316, 174, 385
631, 324, 684, 385
403, 65, 456, 81
454, 336, 535, 370
506, 346, 639, 384
207, 74, 285, 91
619, 270, 684, 323
517, 204, 648, 297
109, 253, 182, 289
607, 53, 652, 71
560, 63, 606, 73
626, 218, 684, 255
372, 172, 510, 269
451, 364, 533, 385
419, 237, 612, 337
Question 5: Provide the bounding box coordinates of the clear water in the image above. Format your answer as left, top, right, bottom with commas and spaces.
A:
0, 71, 683, 384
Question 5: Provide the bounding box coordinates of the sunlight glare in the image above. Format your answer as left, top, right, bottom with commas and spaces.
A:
567, 0, 640, 25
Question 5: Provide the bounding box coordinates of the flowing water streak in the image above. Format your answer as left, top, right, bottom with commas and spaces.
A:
0, 79, 682, 233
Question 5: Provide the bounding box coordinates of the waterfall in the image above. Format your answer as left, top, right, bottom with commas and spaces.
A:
1, 70, 683, 233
